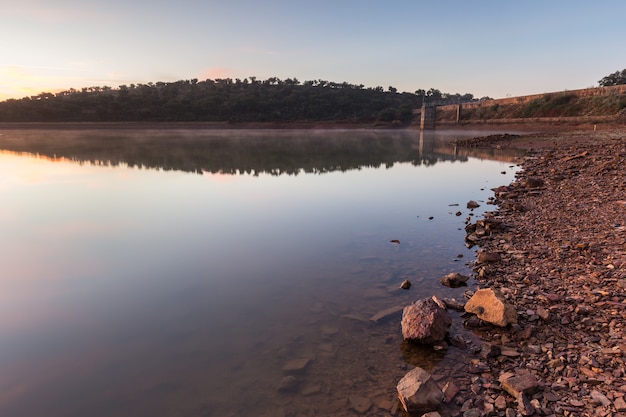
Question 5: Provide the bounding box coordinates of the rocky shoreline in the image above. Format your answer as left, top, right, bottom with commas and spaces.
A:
441, 129, 626, 416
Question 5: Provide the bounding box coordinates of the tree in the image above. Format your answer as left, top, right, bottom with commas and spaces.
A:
598, 69, 626, 86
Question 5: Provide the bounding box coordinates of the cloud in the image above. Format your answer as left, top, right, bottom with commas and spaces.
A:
198, 67, 238, 80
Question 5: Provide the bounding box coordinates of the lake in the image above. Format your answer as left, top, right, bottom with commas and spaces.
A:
0, 128, 520, 417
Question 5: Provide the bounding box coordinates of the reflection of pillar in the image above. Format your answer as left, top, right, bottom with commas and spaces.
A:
419, 130, 424, 155
420, 105, 436, 129
456, 104, 461, 124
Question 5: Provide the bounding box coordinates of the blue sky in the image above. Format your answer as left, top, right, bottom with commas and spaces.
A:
1, 0, 625, 101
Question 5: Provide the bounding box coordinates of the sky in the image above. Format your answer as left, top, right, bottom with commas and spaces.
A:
1, 0, 625, 101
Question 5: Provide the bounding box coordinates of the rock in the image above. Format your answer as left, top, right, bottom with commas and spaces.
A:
614, 396, 626, 411
590, 390, 611, 407
464, 288, 518, 327
396, 366, 444, 413
441, 381, 459, 403
390, 239, 400, 244
349, 395, 372, 413
401, 297, 452, 344
276, 376, 298, 392
441, 297, 465, 311
495, 395, 507, 410
477, 251, 501, 262
439, 272, 469, 288
517, 393, 535, 416
369, 305, 404, 323
501, 373, 539, 398
463, 409, 482, 417
467, 200, 480, 209
400, 279, 412, 290
536, 305, 550, 321
282, 358, 311, 373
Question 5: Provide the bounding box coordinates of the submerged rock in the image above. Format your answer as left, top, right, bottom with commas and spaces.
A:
439, 272, 469, 288
400, 279, 412, 290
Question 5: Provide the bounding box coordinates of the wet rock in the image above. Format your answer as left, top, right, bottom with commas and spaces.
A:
396, 366, 444, 413
441, 381, 459, 403
464, 288, 517, 327
277, 376, 298, 392
441, 297, 465, 311
369, 305, 404, 323
467, 200, 480, 209
401, 297, 452, 344
463, 409, 482, 417
439, 272, 469, 288
390, 239, 400, 244
400, 279, 412, 290
282, 358, 311, 373
349, 395, 372, 413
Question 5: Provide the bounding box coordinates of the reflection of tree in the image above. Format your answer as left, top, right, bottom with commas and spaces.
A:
0, 129, 520, 177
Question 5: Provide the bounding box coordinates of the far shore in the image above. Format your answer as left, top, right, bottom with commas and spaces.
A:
0, 120, 623, 132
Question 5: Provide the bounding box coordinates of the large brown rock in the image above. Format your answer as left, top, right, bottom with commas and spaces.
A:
401, 297, 452, 344
464, 288, 517, 327
397, 366, 444, 413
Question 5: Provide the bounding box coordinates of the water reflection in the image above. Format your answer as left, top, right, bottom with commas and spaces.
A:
0, 128, 521, 176
0, 129, 520, 417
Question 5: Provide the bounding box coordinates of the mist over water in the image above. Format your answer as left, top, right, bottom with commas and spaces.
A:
0, 129, 519, 416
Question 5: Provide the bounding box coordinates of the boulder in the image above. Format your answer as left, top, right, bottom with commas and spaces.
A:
396, 366, 444, 413
439, 272, 469, 288
467, 200, 480, 209
401, 297, 452, 344
464, 288, 517, 327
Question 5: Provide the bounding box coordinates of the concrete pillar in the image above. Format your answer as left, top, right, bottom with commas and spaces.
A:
420, 105, 436, 129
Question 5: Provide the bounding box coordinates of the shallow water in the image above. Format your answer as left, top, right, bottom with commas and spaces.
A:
0, 129, 519, 417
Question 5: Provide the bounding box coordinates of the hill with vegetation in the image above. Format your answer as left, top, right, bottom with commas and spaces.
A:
435, 86, 626, 127
0, 78, 478, 125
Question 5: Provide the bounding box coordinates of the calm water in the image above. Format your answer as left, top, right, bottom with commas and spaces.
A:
0, 128, 520, 417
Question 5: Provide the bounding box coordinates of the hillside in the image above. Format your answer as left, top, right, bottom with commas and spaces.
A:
435, 85, 626, 127
0, 78, 475, 125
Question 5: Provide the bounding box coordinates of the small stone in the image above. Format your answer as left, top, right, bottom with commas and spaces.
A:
614, 396, 626, 411
400, 279, 412, 290
467, 200, 480, 209
477, 251, 501, 262
422, 413, 442, 417
590, 390, 611, 407
501, 374, 539, 398
517, 393, 535, 416
439, 272, 470, 288
536, 306, 550, 321
442, 381, 459, 403
463, 409, 482, 417
495, 395, 507, 410
277, 376, 298, 392
349, 395, 372, 413
282, 358, 311, 373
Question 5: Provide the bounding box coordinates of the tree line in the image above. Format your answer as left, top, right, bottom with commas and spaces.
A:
0, 77, 481, 123
599, 68, 626, 87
